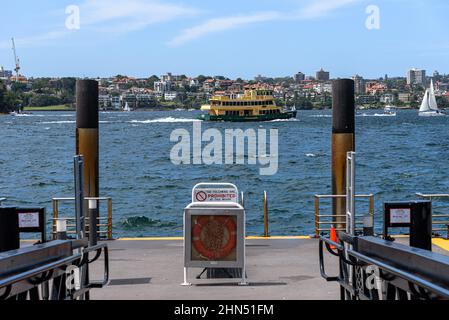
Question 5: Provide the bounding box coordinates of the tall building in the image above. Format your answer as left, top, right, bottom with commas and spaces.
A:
161, 73, 173, 83
154, 81, 171, 93
407, 68, 426, 86
154, 73, 173, 93
294, 72, 305, 83
352, 75, 365, 94
316, 68, 330, 81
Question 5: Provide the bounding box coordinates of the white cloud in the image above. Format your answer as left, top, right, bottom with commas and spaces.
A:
0, 0, 199, 48
297, 0, 360, 19
167, 11, 281, 47
81, 0, 199, 32
168, 0, 361, 46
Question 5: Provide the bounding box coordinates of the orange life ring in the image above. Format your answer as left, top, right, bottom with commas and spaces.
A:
192, 216, 237, 260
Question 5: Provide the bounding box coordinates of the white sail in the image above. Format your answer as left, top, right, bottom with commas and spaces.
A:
428, 80, 439, 111
419, 90, 430, 113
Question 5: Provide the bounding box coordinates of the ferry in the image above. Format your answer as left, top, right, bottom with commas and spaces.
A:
199, 89, 297, 122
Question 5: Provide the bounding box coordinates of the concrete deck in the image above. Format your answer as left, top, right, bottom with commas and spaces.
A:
90, 238, 340, 300
88, 237, 449, 300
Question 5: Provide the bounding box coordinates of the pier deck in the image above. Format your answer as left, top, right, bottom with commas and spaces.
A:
87, 237, 449, 300
90, 238, 339, 300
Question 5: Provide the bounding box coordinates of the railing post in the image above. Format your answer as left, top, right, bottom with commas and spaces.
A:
264, 191, 269, 238
107, 198, 113, 240
52, 199, 59, 240
315, 196, 320, 237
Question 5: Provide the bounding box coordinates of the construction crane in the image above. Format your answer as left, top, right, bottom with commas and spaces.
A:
11, 38, 20, 82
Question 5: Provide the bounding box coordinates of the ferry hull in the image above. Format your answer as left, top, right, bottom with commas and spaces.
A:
199, 111, 297, 122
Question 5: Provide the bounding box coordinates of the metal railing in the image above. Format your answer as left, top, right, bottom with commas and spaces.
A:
315, 194, 374, 237
416, 193, 449, 237
52, 197, 113, 240
319, 234, 449, 300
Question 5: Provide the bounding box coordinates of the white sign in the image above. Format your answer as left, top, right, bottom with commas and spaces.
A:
18, 212, 40, 228
390, 208, 411, 224
193, 188, 237, 203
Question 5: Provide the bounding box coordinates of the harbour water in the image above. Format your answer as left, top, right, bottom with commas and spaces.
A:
1, 110, 448, 237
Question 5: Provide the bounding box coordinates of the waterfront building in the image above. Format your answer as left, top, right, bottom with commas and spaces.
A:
380, 93, 395, 103
357, 95, 379, 104
99, 94, 111, 109
111, 96, 121, 110
407, 68, 426, 86
398, 93, 412, 103
122, 93, 137, 108
164, 92, 178, 101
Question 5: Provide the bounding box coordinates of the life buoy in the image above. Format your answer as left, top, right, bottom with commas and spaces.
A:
192, 216, 237, 260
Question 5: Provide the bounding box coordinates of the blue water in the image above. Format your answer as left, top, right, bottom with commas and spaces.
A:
1, 110, 448, 237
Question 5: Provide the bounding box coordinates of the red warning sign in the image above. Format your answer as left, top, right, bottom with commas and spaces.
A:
195, 191, 208, 202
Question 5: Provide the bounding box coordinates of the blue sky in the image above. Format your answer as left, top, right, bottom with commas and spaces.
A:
0, 0, 448, 79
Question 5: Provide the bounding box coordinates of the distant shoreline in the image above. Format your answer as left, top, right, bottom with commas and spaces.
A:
6, 105, 419, 113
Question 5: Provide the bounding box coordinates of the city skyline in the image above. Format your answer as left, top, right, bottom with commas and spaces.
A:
1, 0, 449, 79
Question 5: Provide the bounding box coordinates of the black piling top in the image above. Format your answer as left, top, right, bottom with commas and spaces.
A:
76, 80, 99, 129
332, 79, 355, 134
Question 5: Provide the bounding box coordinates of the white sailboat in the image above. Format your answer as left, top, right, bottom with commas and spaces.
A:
123, 102, 132, 112
419, 80, 445, 117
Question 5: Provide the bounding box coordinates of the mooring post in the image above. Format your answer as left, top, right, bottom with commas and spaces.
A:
76, 80, 99, 245
332, 79, 355, 231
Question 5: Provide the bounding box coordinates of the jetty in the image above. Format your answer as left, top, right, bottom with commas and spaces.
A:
2, 79, 449, 301
88, 237, 449, 300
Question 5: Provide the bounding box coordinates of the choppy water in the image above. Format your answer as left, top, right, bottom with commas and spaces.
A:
1, 110, 448, 237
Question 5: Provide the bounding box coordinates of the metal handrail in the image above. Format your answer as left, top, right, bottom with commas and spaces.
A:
416, 193, 449, 237
315, 194, 374, 237
348, 249, 449, 299
0, 254, 82, 289
52, 197, 113, 240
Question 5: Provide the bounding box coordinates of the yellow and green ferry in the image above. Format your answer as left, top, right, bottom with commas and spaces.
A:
199, 89, 297, 122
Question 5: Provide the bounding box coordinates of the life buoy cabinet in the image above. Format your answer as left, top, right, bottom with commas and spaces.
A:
192, 216, 237, 260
